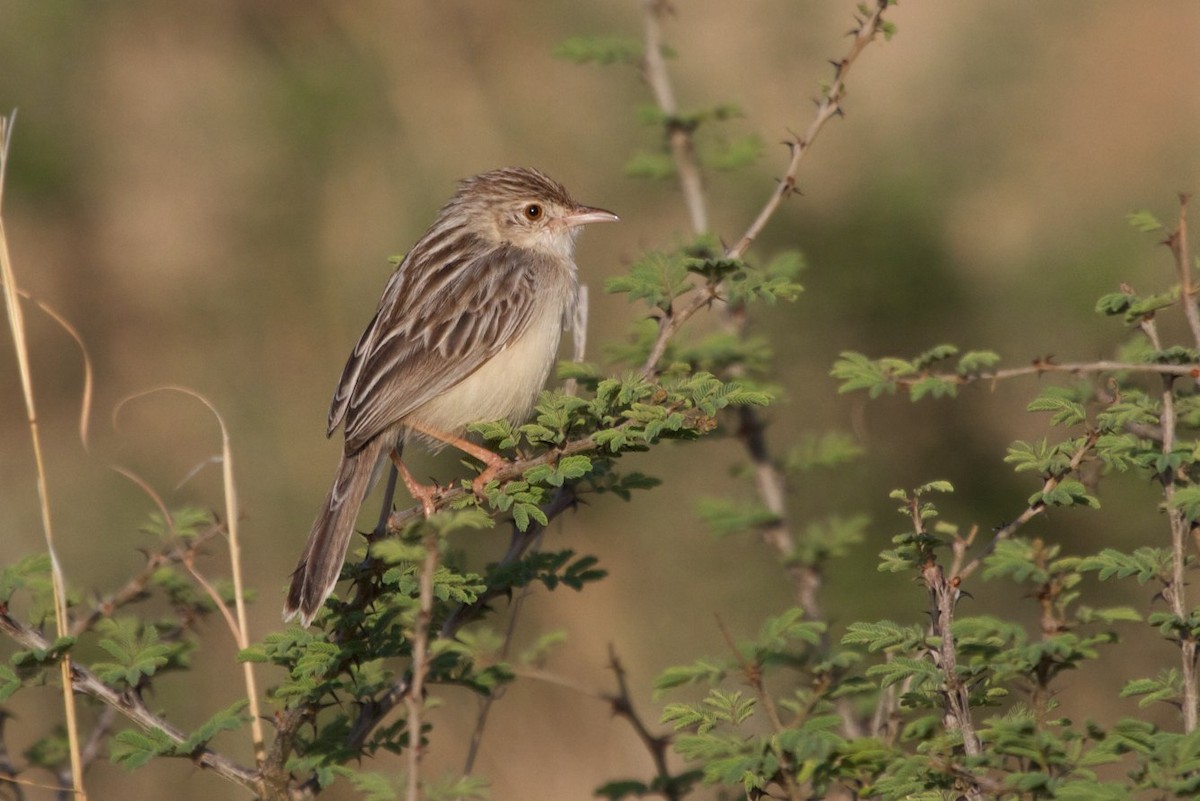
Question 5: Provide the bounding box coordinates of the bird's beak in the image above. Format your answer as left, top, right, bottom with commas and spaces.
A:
564, 205, 620, 227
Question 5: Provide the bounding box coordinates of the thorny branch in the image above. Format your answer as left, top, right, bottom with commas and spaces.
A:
954, 433, 1098, 582
1142, 309, 1199, 733
638, 0, 890, 605
0, 611, 261, 794
70, 523, 224, 638
403, 534, 439, 801
890, 358, 1200, 391
905, 500, 985, 801
639, 0, 892, 375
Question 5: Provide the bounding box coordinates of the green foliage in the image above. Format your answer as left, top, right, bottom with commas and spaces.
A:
91, 618, 177, 687
552, 36, 641, 65
0, 552, 52, 605
833, 346, 1006, 401
1127, 209, 1163, 233
605, 250, 694, 310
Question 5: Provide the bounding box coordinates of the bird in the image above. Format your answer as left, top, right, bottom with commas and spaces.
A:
283, 167, 618, 625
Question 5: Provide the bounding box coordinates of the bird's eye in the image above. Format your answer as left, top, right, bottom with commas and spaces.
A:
523, 203, 543, 221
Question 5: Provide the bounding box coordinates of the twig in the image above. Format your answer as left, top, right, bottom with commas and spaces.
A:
727, 2, 889, 261
511, 652, 683, 801
640, 0, 706, 234
1168, 194, 1200, 353
70, 523, 224, 637
0, 109, 87, 801
0, 612, 260, 793
606, 647, 683, 801
906, 500, 984, 801
955, 433, 1097, 582
346, 487, 575, 757
630, 2, 896, 750
893, 359, 1200, 389
461, 583, 533, 775
405, 532, 439, 801
714, 615, 801, 801
1146, 311, 1199, 732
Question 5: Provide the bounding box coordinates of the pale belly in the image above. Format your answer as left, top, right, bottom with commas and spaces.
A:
404, 299, 566, 443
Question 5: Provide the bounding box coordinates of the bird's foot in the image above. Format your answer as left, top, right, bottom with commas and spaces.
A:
470, 455, 510, 503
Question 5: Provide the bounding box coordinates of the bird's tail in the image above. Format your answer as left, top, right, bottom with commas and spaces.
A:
284, 436, 389, 625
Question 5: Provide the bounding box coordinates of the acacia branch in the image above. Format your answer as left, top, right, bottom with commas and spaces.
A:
905, 500, 984, 801
726, 0, 889, 261
956, 432, 1098, 582
404, 534, 438, 801
1168, 194, 1200, 352
0, 612, 260, 794
70, 523, 224, 638
891, 358, 1200, 391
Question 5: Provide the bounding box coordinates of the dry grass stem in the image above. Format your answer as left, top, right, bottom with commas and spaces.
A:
112, 385, 266, 762
0, 110, 88, 800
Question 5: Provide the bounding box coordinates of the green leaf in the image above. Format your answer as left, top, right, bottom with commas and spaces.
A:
0, 552, 52, 605
695, 497, 777, 538
956, 349, 1001, 375
1127, 209, 1163, 232
605, 251, 692, 309
1170, 485, 1200, 523
91, 619, 173, 687
1078, 547, 1170, 584
842, 620, 922, 653
181, 699, 249, 752
0, 663, 21, 701
111, 727, 176, 770
831, 352, 914, 398
623, 151, 677, 180
552, 36, 641, 65
1027, 393, 1087, 427
1096, 292, 1133, 316
654, 659, 728, 694
702, 134, 764, 171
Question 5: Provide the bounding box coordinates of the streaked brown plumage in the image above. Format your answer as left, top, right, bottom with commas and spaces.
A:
284, 168, 617, 625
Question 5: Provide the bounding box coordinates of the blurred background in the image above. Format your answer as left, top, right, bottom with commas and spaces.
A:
1, 1, 1198, 798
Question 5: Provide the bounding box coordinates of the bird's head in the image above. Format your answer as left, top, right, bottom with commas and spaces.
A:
455, 167, 618, 259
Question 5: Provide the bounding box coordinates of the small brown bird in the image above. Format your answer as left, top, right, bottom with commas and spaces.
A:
284, 167, 617, 625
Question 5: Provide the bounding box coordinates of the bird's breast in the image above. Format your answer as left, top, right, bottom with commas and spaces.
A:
405, 278, 576, 441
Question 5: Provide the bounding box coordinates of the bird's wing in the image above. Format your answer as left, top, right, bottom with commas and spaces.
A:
328, 241, 543, 455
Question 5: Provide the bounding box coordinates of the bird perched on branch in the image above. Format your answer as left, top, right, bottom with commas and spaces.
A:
284, 167, 617, 625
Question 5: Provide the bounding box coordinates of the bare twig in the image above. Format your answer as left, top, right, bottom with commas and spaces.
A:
729, 3, 889, 260
0, 109, 87, 801
346, 487, 575, 758
512, 650, 683, 801
640, 0, 706, 234
635, 0, 894, 606
606, 648, 682, 801
461, 583, 533, 775
1168, 194, 1200, 353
